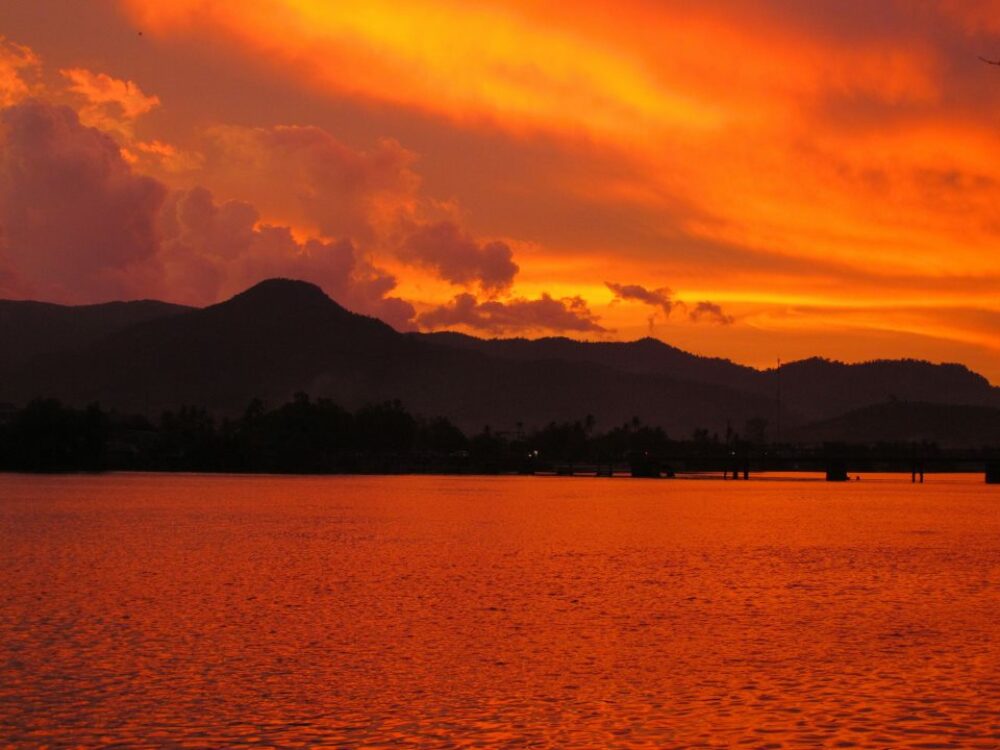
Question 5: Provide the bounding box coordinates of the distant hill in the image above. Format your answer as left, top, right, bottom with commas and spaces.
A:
0, 298, 191, 368
5, 279, 412, 416
414, 332, 1000, 421
0, 280, 776, 435
791, 401, 1000, 449
770, 358, 999, 422
1, 279, 997, 442
415, 332, 764, 393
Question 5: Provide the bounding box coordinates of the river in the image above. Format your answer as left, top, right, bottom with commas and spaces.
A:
1, 473, 998, 748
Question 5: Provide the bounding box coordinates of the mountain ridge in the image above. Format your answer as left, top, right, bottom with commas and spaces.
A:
0, 297, 193, 369
2, 279, 996, 441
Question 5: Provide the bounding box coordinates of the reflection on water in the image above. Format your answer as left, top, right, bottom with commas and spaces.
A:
1, 473, 998, 748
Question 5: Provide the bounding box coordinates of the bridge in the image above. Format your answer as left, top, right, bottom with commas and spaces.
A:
534, 451, 1000, 484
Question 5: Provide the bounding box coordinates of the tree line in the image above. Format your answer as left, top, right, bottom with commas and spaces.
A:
0, 394, 987, 475
0, 394, 721, 473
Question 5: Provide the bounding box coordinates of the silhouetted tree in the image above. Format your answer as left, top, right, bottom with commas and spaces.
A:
158, 405, 217, 470
243, 393, 353, 472
354, 400, 417, 454
0, 399, 108, 471
418, 416, 468, 454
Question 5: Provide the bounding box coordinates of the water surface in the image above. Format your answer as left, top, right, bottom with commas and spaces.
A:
1, 473, 998, 748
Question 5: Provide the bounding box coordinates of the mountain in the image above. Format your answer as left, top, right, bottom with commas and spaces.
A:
1, 279, 997, 441
770, 357, 999, 422
5, 279, 415, 415
414, 332, 764, 393
414, 333, 1000, 420
0, 298, 191, 369
1, 279, 776, 435
791, 401, 1000, 449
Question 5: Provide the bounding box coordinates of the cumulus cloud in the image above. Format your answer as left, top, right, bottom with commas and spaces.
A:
418, 292, 606, 334
57, 68, 204, 172
401, 221, 518, 293
204, 124, 420, 242
0, 48, 580, 335
0, 37, 41, 107
129, 140, 204, 173
158, 186, 415, 327
3, 33, 532, 305
0, 99, 414, 325
201, 123, 529, 293
0, 85, 643, 338
0, 100, 167, 302
689, 301, 734, 325
60, 68, 160, 136
61, 68, 160, 119
605, 281, 675, 316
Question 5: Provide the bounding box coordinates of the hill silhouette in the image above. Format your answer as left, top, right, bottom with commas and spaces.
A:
417, 333, 1000, 418
771, 358, 998, 421
416, 332, 763, 392
7, 279, 415, 416
0, 298, 191, 369
2, 278, 997, 439
791, 401, 1000, 448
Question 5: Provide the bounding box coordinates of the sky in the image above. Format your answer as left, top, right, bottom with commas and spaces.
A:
1, 0, 999, 382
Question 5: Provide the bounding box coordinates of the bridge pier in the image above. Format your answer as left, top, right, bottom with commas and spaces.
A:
630, 459, 660, 478
987, 461, 1000, 485
724, 466, 750, 480
826, 460, 849, 482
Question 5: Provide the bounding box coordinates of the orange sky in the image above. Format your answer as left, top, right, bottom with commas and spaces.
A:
1, 0, 999, 381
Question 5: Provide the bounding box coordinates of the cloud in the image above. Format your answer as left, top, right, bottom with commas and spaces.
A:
118, 0, 944, 147
119, 0, 723, 143
201, 124, 526, 292
203, 124, 420, 242
128, 140, 205, 173
605, 282, 676, 316
932, 1, 1000, 34
0, 42, 522, 324
0, 40, 527, 307
607, 280, 734, 326
30, 5, 993, 378
60, 68, 160, 135
418, 292, 606, 334
0, 100, 167, 302
400, 221, 518, 293
158, 186, 415, 327
689, 301, 734, 325
61, 68, 160, 119
0, 99, 414, 325
0, 36, 41, 107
